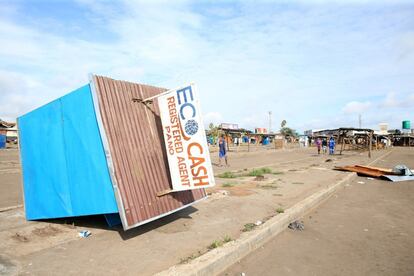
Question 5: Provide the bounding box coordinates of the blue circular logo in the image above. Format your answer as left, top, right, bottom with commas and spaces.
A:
185, 120, 199, 136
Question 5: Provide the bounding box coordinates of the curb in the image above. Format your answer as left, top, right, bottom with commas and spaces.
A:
156, 149, 393, 276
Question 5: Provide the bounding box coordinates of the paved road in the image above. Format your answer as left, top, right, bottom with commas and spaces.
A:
223, 148, 414, 276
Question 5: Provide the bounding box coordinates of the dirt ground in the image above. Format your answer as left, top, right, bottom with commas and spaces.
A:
223, 147, 414, 276
0, 146, 397, 275
0, 148, 22, 209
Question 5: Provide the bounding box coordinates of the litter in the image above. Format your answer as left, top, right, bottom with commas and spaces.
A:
357, 181, 365, 184
255, 220, 263, 226
288, 220, 304, 231
78, 230, 91, 238
334, 164, 414, 182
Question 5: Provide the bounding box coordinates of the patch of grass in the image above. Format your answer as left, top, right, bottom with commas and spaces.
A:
223, 235, 233, 243
207, 235, 233, 250
222, 182, 235, 187
276, 207, 285, 213
247, 167, 272, 177
179, 253, 199, 264
292, 182, 304, 185
242, 223, 256, 232
257, 184, 278, 189
217, 171, 237, 178
208, 240, 222, 249
272, 171, 284, 175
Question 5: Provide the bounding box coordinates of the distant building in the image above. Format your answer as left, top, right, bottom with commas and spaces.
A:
0, 120, 17, 142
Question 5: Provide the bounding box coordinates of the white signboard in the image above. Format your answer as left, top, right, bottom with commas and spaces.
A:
158, 84, 215, 191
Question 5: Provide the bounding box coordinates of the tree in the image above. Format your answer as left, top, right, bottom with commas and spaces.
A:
207, 123, 219, 137
280, 127, 297, 137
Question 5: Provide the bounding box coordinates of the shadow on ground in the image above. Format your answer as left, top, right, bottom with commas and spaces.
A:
38, 206, 199, 240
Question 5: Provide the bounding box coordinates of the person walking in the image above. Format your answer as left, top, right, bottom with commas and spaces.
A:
329, 136, 336, 155
316, 137, 322, 154
322, 138, 328, 154
218, 134, 228, 166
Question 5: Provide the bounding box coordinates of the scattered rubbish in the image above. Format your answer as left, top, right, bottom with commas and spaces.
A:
392, 165, 413, 176
334, 165, 394, 177
382, 175, 414, 182
255, 220, 262, 226
78, 230, 91, 238
209, 190, 229, 199
357, 181, 365, 184
335, 164, 414, 182
241, 273, 246, 276
367, 177, 374, 180
364, 229, 369, 232
325, 159, 333, 162
288, 220, 304, 231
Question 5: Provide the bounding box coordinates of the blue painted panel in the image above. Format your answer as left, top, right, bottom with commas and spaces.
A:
0, 134, 6, 148
18, 85, 118, 220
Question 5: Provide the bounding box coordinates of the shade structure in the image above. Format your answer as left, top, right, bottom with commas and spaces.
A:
18, 75, 207, 230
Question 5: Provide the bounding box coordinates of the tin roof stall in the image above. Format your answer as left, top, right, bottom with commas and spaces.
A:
18, 75, 206, 230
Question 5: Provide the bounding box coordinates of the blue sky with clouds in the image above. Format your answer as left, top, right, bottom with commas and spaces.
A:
0, 0, 413, 132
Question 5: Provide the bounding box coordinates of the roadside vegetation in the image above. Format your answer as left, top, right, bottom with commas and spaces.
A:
218, 167, 282, 179
208, 235, 233, 249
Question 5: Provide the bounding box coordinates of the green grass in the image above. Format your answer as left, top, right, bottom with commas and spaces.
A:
257, 184, 278, 189
207, 235, 233, 250
223, 235, 233, 243
247, 167, 272, 177
276, 207, 285, 213
217, 171, 237, 178
242, 223, 256, 232
222, 182, 235, 187
272, 171, 284, 175
208, 240, 222, 249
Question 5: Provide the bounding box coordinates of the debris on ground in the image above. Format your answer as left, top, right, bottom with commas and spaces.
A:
209, 190, 229, 199
325, 159, 333, 162
255, 220, 262, 226
334, 164, 414, 182
288, 220, 304, 231
357, 181, 365, 184
78, 230, 91, 238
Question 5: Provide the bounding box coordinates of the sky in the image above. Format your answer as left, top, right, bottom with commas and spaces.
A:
0, 0, 413, 133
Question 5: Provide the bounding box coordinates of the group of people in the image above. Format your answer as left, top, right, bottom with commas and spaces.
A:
315, 137, 336, 155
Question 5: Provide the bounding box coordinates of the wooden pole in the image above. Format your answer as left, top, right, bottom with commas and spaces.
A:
248, 134, 250, 152
368, 131, 372, 158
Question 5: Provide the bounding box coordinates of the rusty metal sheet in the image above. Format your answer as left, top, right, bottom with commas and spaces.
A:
334, 165, 390, 178
90, 75, 206, 230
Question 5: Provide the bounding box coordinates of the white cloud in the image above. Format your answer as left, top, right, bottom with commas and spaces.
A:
203, 112, 223, 127
342, 101, 372, 114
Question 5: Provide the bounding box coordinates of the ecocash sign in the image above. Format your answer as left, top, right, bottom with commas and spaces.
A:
158, 84, 215, 191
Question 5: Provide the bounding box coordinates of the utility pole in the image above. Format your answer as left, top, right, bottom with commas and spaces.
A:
358, 114, 362, 129
268, 111, 272, 134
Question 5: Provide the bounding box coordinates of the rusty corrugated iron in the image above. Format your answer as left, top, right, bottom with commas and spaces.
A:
90, 75, 206, 230
334, 165, 399, 178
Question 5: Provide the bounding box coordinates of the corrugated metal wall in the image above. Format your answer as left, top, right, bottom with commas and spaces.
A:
91, 75, 206, 230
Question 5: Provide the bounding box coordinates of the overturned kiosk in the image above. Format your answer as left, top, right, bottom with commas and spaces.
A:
18, 75, 215, 230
